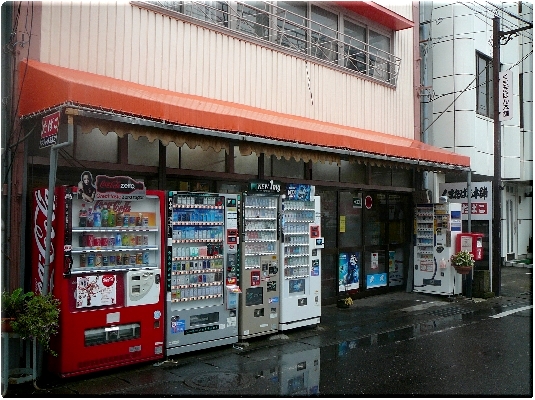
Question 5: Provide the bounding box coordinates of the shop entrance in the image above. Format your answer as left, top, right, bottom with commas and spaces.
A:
316, 188, 411, 305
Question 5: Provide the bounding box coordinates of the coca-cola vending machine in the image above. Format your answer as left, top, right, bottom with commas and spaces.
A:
31, 174, 166, 377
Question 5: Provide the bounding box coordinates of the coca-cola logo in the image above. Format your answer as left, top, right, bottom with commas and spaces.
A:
101, 275, 115, 287
33, 189, 56, 295
96, 175, 145, 194
93, 200, 132, 213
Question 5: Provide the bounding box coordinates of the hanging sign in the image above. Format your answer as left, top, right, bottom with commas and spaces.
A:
40, 111, 61, 148
499, 70, 513, 121
95, 175, 146, 201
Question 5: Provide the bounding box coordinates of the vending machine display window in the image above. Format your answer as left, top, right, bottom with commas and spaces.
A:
84, 323, 141, 346
289, 279, 306, 295
189, 312, 219, 326
246, 287, 264, 306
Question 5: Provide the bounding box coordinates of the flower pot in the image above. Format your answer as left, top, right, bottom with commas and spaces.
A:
1, 318, 15, 333
337, 299, 351, 309
454, 265, 472, 275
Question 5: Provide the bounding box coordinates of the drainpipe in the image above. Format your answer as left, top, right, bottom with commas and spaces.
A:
420, 2, 430, 191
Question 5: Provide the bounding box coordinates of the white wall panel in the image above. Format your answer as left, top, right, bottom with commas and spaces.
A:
38, 2, 414, 138
454, 111, 475, 147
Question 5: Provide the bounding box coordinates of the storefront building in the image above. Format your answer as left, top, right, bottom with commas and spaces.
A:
3, 2, 470, 305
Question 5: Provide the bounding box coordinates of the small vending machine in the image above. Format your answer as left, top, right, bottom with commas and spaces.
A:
165, 191, 239, 356
413, 202, 463, 295
31, 176, 166, 377
239, 180, 281, 340
279, 184, 322, 331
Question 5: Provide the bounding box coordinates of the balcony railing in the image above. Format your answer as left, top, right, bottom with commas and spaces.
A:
150, 1, 401, 85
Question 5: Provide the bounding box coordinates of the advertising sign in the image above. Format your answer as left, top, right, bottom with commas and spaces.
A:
75, 274, 117, 308
40, 111, 60, 148
248, 179, 281, 194
95, 175, 146, 201
499, 70, 513, 121
439, 182, 492, 221
286, 184, 312, 201
339, 252, 360, 292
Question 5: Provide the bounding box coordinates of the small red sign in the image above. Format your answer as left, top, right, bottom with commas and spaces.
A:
40, 111, 61, 148
365, 195, 373, 210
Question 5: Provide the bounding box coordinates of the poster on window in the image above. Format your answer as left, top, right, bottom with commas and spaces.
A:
76, 274, 117, 308
339, 252, 360, 292
388, 249, 404, 287
366, 273, 387, 289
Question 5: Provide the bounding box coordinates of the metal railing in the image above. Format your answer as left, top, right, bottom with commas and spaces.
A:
150, 1, 401, 85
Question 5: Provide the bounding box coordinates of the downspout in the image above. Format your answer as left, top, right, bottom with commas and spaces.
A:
420, 2, 430, 191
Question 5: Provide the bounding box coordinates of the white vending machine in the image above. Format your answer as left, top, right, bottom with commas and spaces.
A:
279, 184, 323, 331
413, 202, 463, 295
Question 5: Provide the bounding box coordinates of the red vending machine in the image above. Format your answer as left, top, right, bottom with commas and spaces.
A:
31, 175, 165, 377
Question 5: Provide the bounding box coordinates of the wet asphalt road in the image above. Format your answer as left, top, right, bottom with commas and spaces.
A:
4, 266, 533, 397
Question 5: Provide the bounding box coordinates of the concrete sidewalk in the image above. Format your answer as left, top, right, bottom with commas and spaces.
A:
3, 265, 532, 397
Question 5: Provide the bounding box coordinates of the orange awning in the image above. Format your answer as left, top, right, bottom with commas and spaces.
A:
18, 59, 469, 169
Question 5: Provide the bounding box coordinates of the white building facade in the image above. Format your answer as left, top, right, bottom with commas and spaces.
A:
421, 1, 533, 263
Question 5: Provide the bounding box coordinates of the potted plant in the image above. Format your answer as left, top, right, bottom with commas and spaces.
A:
6, 291, 61, 356
337, 284, 354, 308
450, 250, 475, 275
1, 288, 34, 332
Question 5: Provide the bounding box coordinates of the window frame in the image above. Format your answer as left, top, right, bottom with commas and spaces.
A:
476, 51, 494, 119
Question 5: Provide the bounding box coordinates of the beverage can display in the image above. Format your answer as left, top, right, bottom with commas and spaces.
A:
123, 214, 130, 226
143, 235, 149, 245
109, 254, 116, 266
101, 236, 108, 248
115, 232, 122, 247
116, 211, 123, 227
129, 215, 136, 227
95, 253, 102, 267
142, 216, 149, 227
129, 254, 137, 265
136, 235, 142, 246
80, 253, 86, 268
108, 235, 115, 248
102, 255, 109, 266
87, 234, 94, 247
116, 252, 123, 265
123, 253, 130, 265
136, 252, 143, 265
122, 234, 129, 247
94, 236, 101, 249
142, 251, 149, 265
136, 213, 142, 226
87, 254, 94, 268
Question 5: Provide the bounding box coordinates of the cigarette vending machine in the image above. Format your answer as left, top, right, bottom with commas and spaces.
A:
279, 184, 323, 331
31, 178, 165, 377
165, 192, 239, 356
413, 202, 462, 295
239, 180, 281, 340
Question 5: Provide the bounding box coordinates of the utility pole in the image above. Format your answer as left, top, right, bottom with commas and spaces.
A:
492, 16, 501, 297
492, 14, 532, 296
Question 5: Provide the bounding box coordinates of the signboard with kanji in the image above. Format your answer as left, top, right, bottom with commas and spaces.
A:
439, 182, 492, 221
40, 111, 61, 149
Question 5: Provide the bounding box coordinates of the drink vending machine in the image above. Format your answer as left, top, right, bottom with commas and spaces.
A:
165, 191, 240, 355
413, 202, 463, 295
239, 180, 281, 340
279, 184, 323, 331
31, 178, 166, 377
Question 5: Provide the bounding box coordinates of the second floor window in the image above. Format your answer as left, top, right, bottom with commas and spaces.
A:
476, 52, 494, 119
151, 1, 400, 86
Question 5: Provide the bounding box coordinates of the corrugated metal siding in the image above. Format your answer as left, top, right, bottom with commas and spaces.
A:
38, 2, 414, 139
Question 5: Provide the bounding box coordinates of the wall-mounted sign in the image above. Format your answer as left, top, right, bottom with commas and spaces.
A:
40, 111, 61, 149
95, 175, 146, 201
249, 180, 281, 194
365, 195, 373, 210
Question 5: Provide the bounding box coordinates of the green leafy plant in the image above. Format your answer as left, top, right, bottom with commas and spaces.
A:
450, 250, 475, 268
1, 288, 34, 319
10, 293, 61, 356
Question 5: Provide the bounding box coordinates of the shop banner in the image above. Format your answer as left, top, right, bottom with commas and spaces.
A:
439, 182, 492, 221
95, 175, 146, 201
339, 252, 359, 292
248, 179, 281, 194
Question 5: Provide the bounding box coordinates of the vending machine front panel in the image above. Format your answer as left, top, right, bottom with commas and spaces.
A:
239, 190, 281, 339
165, 192, 239, 356
31, 185, 166, 377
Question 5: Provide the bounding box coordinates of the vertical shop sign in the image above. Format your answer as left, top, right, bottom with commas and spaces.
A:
499, 70, 513, 121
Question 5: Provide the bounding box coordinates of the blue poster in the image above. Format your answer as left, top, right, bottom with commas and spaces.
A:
286, 184, 311, 201
366, 273, 387, 289
339, 252, 360, 291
